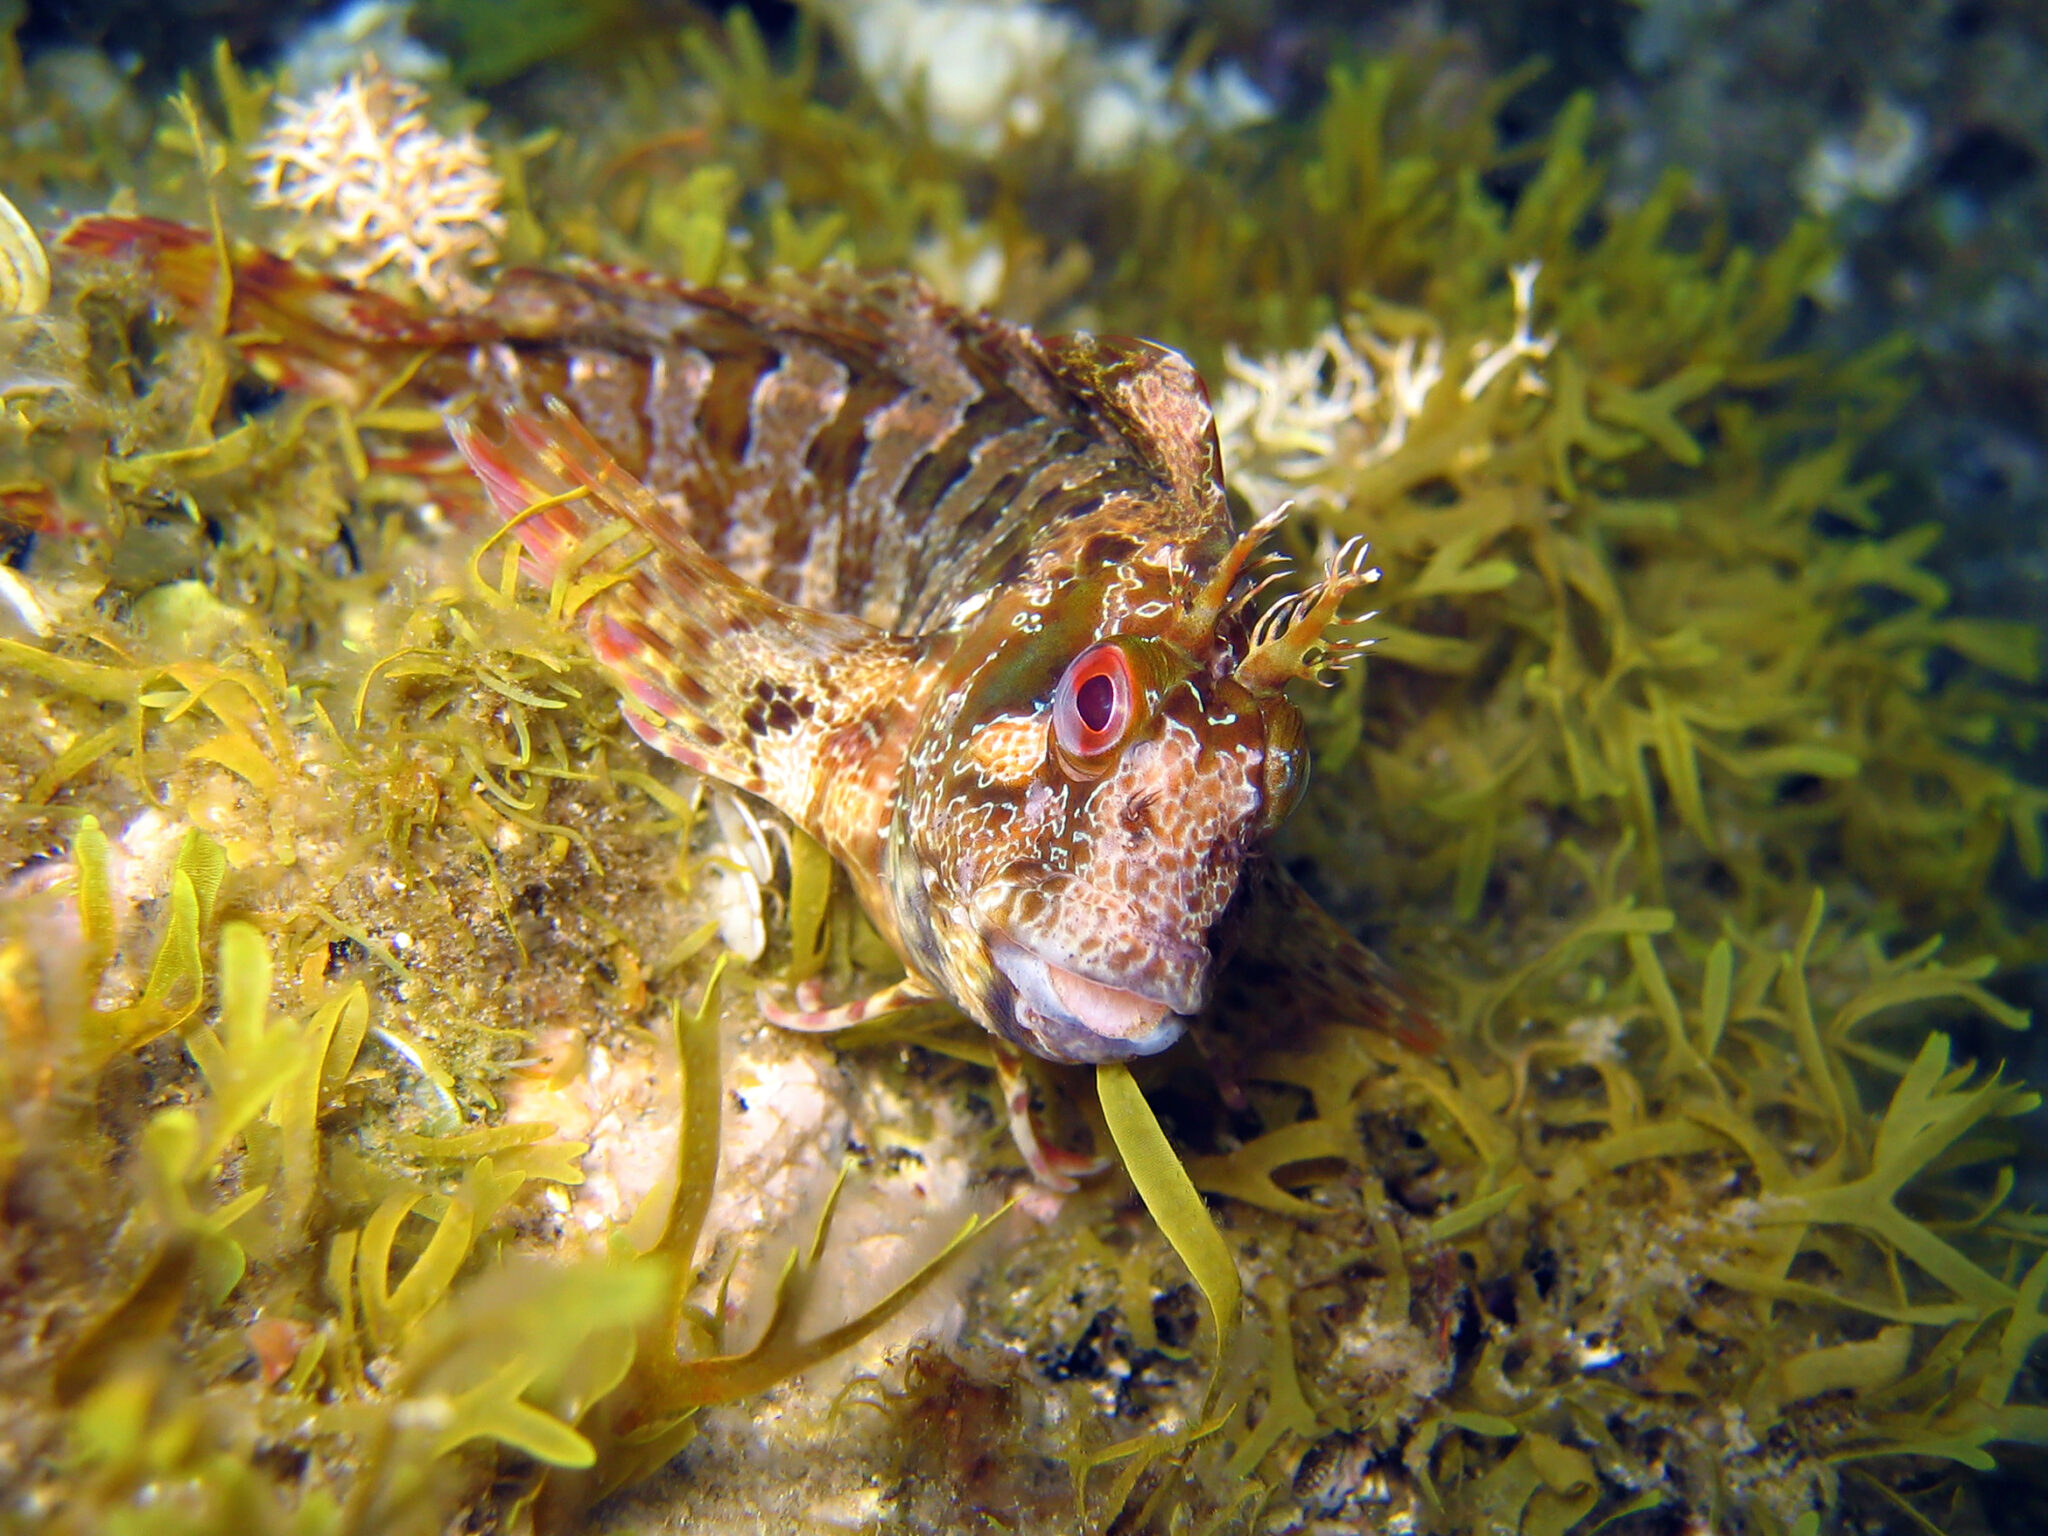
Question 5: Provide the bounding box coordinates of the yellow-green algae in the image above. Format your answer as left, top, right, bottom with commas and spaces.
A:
2, 10, 2047, 1535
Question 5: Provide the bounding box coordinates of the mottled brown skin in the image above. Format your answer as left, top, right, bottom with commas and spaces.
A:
63, 217, 1421, 1177
439, 277, 1348, 1071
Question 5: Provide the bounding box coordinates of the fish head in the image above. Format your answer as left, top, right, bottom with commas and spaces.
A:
886, 556, 1314, 1065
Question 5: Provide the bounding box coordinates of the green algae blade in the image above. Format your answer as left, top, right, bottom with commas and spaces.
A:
655, 954, 729, 1275
1224, 1279, 1317, 1480
785, 828, 835, 983
1428, 1181, 1526, 1243
1097, 1062, 1242, 1411
663, 1205, 1004, 1406
72, 814, 115, 976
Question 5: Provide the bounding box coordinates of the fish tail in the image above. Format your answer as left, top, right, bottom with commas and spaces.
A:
58, 215, 471, 404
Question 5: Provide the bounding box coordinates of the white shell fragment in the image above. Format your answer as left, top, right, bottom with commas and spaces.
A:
704, 789, 782, 961
0, 566, 52, 637
0, 190, 50, 317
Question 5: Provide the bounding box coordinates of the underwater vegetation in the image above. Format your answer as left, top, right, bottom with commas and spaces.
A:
1, 6, 2046, 1534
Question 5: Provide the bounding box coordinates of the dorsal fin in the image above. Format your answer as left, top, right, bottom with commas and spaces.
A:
1041, 332, 1226, 512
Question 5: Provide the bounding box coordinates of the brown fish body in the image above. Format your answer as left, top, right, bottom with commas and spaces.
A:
62, 217, 1390, 1088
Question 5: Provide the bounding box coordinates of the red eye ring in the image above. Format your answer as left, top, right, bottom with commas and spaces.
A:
1053, 642, 1136, 759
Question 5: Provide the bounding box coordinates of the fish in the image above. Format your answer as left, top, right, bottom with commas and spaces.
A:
58, 216, 1432, 1184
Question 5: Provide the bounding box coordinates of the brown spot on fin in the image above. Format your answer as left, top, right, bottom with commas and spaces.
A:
1040, 332, 1225, 513
452, 400, 930, 828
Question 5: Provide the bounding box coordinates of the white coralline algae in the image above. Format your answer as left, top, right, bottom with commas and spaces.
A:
1072, 40, 1272, 171
1215, 322, 1447, 515
249, 62, 505, 307
1215, 265, 1555, 514
1795, 95, 1928, 216
814, 0, 1270, 165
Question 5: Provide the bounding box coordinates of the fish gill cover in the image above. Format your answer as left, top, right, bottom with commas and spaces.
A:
0, 4, 2044, 1534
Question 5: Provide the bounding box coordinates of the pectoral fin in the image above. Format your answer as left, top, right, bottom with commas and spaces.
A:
452, 401, 931, 833
1209, 859, 1440, 1058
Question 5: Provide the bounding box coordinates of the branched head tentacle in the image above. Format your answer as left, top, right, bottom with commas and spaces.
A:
1234, 559, 1299, 621
1179, 501, 1295, 648
1233, 533, 1380, 693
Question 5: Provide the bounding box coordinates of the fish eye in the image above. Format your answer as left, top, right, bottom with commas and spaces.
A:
1053, 641, 1136, 760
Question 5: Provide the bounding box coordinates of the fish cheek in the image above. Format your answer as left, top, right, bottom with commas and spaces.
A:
883, 797, 961, 995
964, 714, 1050, 787
895, 736, 1029, 974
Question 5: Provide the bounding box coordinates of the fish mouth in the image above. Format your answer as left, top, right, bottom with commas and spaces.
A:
987, 937, 1193, 1064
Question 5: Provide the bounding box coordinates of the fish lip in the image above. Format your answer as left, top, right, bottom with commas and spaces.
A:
987, 936, 1194, 1063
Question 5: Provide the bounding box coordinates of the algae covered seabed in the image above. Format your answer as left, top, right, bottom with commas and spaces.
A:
3, 3, 2047, 1533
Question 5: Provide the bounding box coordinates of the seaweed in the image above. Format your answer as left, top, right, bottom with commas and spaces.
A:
6, 795, 990, 1534
2, 7, 2047, 1535
1098, 1061, 1243, 1413
1156, 850, 2047, 1529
